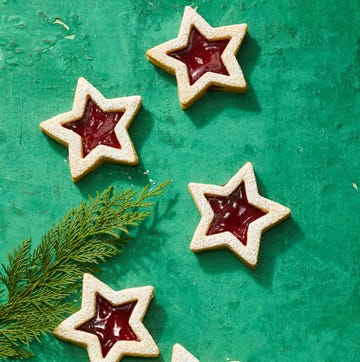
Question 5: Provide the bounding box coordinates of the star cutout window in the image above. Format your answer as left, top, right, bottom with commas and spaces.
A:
77, 295, 139, 358
64, 98, 123, 158
168, 27, 230, 85
206, 183, 267, 246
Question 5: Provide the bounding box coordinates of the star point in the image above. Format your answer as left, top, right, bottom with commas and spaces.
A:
146, 6, 247, 109
188, 162, 291, 268
54, 273, 159, 362
172, 344, 199, 362
40, 77, 141, 182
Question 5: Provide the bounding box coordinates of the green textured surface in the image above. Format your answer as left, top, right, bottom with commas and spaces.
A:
0, 0, 359, 361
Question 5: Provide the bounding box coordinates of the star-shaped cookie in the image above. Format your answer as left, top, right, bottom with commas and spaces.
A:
172, 344, 199, 362
40, 77, 141, 181
54, 273, 159, 362
146, 6, 247, 109
188, 162, 291, 268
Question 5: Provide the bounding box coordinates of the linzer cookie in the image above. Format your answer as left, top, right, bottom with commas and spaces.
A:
40, 77, 141, 182
54, 274, 159, 362
172, 344, 199, 362
188, 162, 290, 268
146, 6, 248, 109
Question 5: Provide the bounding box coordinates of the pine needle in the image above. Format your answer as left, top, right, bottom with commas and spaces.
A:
0, 181, 170, 359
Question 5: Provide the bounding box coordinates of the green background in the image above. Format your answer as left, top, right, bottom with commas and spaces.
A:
0, 0, 359, 361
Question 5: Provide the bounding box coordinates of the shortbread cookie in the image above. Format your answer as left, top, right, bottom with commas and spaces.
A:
54, 274, 159, 362
172, 344, 199, 362
146, 6, 247, 109
188, 162, 290, 268
40, 77, 141, 182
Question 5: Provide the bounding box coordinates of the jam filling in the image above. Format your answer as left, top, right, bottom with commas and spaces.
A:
64, 98, 123, 158
77, 295, 139, 358
168, 27, 230, 85
206, 183, 267, 246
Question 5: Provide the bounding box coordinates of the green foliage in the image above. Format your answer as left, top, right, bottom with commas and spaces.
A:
0, 182, 170, 360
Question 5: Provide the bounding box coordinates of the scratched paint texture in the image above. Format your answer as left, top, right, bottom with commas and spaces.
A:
0, 0, 359, 361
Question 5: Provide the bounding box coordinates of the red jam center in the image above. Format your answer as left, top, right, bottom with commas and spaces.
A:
77, 295, 139, 358
206, 183, 267, 246
168, 27, 230, 85
64, 98, 123, 158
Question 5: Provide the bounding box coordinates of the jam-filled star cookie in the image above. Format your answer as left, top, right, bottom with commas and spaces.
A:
54, 274, 159, 362
188, 162, 291, 268
40, 77, 141, 181
146, 6, 247, 109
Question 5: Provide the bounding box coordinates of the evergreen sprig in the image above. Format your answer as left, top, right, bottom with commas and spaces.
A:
0, 182, 170, 360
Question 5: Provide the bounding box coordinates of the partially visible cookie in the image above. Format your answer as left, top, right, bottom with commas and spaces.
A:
40, 77, 141, 182
188, 162, 291, 268
146, 6, 247, 109
172, 344, 199, 362
54, 273, 159, 362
